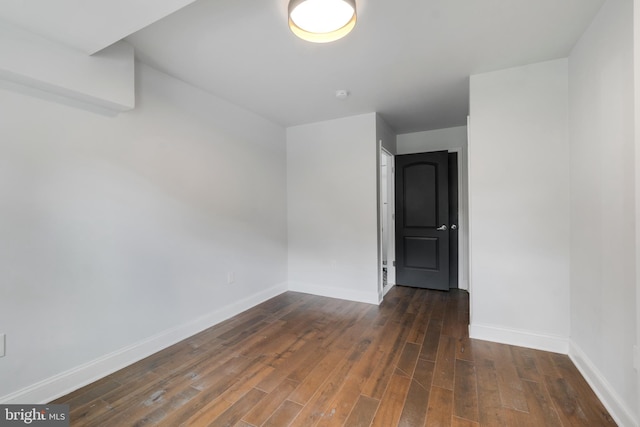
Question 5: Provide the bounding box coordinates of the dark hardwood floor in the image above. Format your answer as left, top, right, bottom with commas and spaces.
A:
53, 286, 616, 426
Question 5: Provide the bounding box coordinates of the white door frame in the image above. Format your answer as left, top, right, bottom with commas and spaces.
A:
378, 146, 395, 298
448, 147, 469, 290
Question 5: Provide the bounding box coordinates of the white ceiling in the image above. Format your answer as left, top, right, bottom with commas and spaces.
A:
2, 0, 605, 133
127, 0, 605, 133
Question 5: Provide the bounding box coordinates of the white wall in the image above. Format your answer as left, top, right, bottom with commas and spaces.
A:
396, 126, 467, 155
0, 63, 288, 403
397, 126, 470, 290
0, 19, 134, 112
376, 113, 397, 154
0, 0, 199, 55
468, 59, 571, 353
287, 113, 380, 304
635, 0, 640, 419
569, 0, 638, 424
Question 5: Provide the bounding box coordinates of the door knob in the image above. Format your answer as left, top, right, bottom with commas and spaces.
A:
451, 224, 457, 230
436, 225, 447, 231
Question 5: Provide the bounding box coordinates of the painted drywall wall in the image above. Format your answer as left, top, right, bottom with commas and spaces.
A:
287, 113, 380, 304
0, 62, 287, 402
0, 0, 199, 54
468, 59, 571, 352
635, 0, 640, 419
568, 0, 638, 424
0, 19, 134, 112
397, 126, 470, 290
376, 114, 397, 154
396, 126, 467, 155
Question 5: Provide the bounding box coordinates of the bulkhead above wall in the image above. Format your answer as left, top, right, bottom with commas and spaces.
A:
0, 20, 135, 114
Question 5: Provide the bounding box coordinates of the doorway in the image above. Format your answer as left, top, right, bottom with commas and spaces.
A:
394, 150, 460, 290
379, 148, 395, 295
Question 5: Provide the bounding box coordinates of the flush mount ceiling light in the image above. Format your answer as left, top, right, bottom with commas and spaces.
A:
288, 0, 357, 43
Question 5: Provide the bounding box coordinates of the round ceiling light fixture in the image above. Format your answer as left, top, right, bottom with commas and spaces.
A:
288, 0, 357, 43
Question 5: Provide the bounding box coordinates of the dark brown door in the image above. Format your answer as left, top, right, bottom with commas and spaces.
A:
395, 151, 449, 290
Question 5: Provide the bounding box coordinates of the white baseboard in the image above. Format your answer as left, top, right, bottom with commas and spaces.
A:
469, 323, 569, 354
287, 281, 380, 305
0, 283, 288, 405
569, 341, 638, 427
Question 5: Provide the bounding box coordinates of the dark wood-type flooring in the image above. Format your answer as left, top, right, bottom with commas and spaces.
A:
53, 286, 616, 426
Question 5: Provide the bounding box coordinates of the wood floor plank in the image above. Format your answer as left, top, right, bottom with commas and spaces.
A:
493, 344, 529, 412
262, 400, 304, 427
315, 333, 388, 426
475, 358, 508, 426
503, 407, 539, 427
544, 375, 616, 426
100, 374, 202, 427
509, 346, 542, 383
452, 416, 480, 427
413, 358, 435, 391
468, 340, 495, 363
75, 373, 172, 426
420, 318, 443, 361
520, 379, 562, 427
155, 360, 263, 426
530, 348, 561, 378
111, 377, 203, 426
289, 337, 372, 427
284, 344, 330, 383
433, 335, 456, 390
287, 347, 349, 405
406, 286, 425, 314
547, 352, 616, 425
425, 386, 454, 426
453, 359, 479, 422
133, 387, 201, 426
52, 288, 616, 427
397, 379, 429, 427
455, 336, 474, 362
219, 363, 275, 404
69, 399, 113, 427
188, 387, 266, 427
216, 315, 270, 342
314, 376, 362, 427
232, 320, 289, 357
370, 373, 412, 427
396, 342, 420, 377
258, 340, 328, 392
344, 395, 380, 427
441, 290, 461, 337
361, 319, 410, 399
69, 371, 163, 426
242, 378, 299, 426
406, 291, 432, 344
178, 396, 232, 427
52, 378, 121, 407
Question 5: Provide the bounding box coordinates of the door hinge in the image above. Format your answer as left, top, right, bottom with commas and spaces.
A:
392, 213, 395, 220
393, 261, 396, 267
